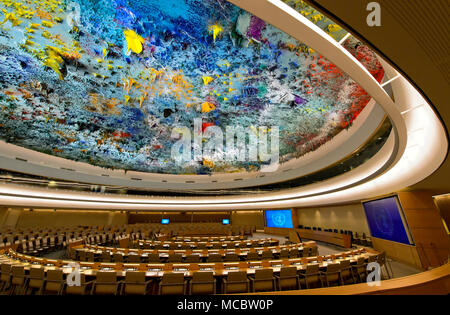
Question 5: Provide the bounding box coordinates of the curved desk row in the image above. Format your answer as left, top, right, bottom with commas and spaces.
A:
74, 241, 318, 263
1, 247, 372, 278
134, 238, 279, 250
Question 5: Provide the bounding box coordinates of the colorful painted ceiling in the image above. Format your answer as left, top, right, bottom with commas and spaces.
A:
0, 0, 384, 175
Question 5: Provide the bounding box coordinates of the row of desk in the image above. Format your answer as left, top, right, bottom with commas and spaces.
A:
74, 241, 317, 262
296, 228, 352, 248
1, 247, 375, 279
134, 238, 279, 249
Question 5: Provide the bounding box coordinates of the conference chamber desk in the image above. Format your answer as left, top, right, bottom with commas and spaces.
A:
296, 229, 352, 248
1, 248, 375, 279
76, 242, 311, 262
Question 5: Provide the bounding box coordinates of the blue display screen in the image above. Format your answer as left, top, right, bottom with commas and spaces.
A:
363, 196, 412, 245
161, 219, 170, 225
222, 219, 230, 225
265, 210, 293, 229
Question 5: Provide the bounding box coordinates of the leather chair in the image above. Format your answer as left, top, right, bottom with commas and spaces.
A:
279, 249, 290, 259
10, 265, 27, 295
351, 257, 368, 283
148, 253, 161, 263
122, 271, 152, 295
0, 263, 12, 293
302, 247, 311, 257
168, 254, 183, 263
276, 266, 300, 291
320, 263, 342, 287
43, 269, 65, 295
189, 272, 216, 295
91, 271, 121, 295
185, 254, 201, 263
224, 253, 239, 262
207, 254, 223, 263
250, 269, 276, 292
222, 271, 249, 294
128, 253, 141, 263
299, 264, 322, 289
26, 267, 45, 294
340, 260, 356, 285
65, 273, 94, 295
101, 251, 111, 262
158, 273, 187, 295
113, 253, 124, 263
246, 252, 259, 261
86, 251, 96, 262
261, 250, 273, 260
78, 250, 87, 262
289, 248, 299, 258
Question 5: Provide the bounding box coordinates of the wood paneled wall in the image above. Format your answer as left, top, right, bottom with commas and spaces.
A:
128, 212, 232, 224
397, 191, 450, 269
294, 203, 371, 234
433, 194, 450, 234
0, 209, 128, 228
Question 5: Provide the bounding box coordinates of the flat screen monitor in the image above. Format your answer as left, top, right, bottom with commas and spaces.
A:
161, 219, 170, 225
362, 196, 413, 245
265, 210, 293, 229
222, 219, 230, 225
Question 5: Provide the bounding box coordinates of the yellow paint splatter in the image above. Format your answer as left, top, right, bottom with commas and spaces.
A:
124, 29, 145, 54
202, 76, 214, 86
201, 102, 216, 113
208, 24, 223, 42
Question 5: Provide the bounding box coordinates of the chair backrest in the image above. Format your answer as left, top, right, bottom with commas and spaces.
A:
96, 271, 117, 283
148, 253, 160, 263
161, 272, 185, 284
254, 268, 274, 280
101, 251, 111, 262
46, 269, 63, 281
305, 263, 320, 274
125, 271, 145, 283
168, 254, 183, 263
128, 253, 141, 263
355, 257, 365, 265
261, 250, 273, 260
29, 267, 45, 279
340, 259, 351, 269
325, 263, 341, 273
302, 247, 311, 257
224, 253, 239, 262
247, 252, 259, 261
280, 266, 297, 278
208, 254, 222, 262
227, 271, 247, 282
192, 271, 214, 282
86, 251, 95, 262
368, 255, 377, 263
11, 265, 25, 277
185, 254, 201, 263
1, 263, 11, 275
289, 248, 299, 257
113, 253, 124, 262
377, 252, 386, 265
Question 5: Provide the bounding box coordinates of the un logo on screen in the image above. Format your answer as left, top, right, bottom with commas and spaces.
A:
273, 213, 286, 227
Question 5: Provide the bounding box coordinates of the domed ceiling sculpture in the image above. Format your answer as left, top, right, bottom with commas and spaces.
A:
0, 0, 384, 175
